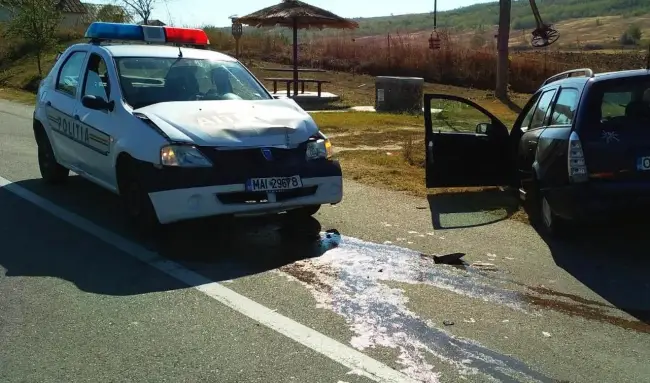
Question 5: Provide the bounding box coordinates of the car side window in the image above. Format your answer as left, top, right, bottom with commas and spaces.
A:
520, 97, 539, 130
529, 89, 557, 129
82, 53, 111, 101
56, 51, 87, 98
549, 88, 579, 126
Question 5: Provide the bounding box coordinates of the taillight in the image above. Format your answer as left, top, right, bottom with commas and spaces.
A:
568, 131, 588, 183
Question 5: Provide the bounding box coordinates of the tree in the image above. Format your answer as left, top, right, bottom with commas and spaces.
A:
120, 0, 157, 25
495, 0, 511, 100
96, 4, 132, 23
0, 0, 61, 76
620, 24, 642, 46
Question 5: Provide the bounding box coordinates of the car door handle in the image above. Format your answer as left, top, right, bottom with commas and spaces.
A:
73, 115, 80, 120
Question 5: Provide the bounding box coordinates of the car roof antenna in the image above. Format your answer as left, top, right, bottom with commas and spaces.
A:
177, 45, 183, 58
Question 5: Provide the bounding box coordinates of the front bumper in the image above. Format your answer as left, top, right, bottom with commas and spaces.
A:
547, 181, 650, 221
136, 154, 343, 224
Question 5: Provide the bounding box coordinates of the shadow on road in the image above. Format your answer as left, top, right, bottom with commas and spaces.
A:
427, 188, 650, 325
427, 188, 519, 229
539, 217, 650, 325
0, 176, 333, 297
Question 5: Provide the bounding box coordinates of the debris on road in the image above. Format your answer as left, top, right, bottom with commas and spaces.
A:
443, 320, 455, 326
432, 252, 466, 265
471, 262, 498, 271
542, 332, 552, 338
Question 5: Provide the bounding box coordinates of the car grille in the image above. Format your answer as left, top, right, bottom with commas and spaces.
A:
198, 143, 307, 175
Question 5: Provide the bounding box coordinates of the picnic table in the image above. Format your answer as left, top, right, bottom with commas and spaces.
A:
261, 67, 330, 97
264, 77, 331, 97
260, 67, 327, 73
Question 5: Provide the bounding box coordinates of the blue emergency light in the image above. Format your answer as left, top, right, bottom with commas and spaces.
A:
84, 22, 210, 45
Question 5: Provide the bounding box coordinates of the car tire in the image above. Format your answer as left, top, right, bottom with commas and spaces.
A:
118, 163, 161, 235
286, 204, 321, 218
529, 179, 571, 238
37, 132, 69, 184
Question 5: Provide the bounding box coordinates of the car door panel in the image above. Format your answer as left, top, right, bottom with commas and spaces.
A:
74, 50, 118, 187
45, 50, 88, 168
536, 87, 581, 188
424, 94, 513, 188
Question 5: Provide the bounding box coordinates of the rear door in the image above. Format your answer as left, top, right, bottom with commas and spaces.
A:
577, 75, 650, 181
45, 50, 88, 168
424, 94, 514, 188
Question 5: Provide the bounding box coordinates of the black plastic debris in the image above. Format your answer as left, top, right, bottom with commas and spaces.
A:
432, 252, 466, 265
443, 320, 455, 326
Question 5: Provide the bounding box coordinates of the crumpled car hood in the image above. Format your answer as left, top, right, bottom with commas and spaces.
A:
134, 99, 319, 148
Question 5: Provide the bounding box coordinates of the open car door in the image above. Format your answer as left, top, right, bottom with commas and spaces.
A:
425, 94, 516, 188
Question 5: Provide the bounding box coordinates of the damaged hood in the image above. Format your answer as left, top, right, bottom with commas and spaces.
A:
134, 99, 318, 148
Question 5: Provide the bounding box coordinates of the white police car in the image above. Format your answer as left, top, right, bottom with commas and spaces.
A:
34, 22, 343, 231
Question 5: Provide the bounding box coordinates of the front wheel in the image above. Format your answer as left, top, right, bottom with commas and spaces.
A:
37, 135, 69, 184
286, 205, 321, 218
118, 165, 161, 235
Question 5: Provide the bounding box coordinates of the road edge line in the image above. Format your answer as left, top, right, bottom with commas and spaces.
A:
0, 175, 418, 383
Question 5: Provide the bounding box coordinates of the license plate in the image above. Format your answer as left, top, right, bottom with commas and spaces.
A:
246, 176, 302, 192
637, 156, 650, 171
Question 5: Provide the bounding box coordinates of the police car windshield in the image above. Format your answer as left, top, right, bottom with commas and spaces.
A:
115, 57, 272, 109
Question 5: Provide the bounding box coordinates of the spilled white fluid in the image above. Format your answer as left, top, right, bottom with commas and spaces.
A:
279, 234, 554, 383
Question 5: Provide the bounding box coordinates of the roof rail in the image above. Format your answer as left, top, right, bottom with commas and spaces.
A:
542, 68, 594, 87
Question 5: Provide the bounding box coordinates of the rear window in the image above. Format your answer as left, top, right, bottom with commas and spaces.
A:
581, 76, 650, 137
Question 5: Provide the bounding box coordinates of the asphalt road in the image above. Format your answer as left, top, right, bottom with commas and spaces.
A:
0, 98, 649, 383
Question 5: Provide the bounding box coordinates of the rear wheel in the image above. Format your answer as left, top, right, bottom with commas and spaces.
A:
529, 177, 571, 238
36, 128, 69, 184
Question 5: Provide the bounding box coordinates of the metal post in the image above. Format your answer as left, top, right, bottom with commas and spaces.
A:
434, 0, 437, 28
292, 17, 299, 97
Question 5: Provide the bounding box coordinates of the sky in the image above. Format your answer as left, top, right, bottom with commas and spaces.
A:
102, 0, 496, 28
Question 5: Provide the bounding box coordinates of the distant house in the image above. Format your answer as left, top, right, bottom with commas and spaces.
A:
0, 0, 88, 27
138, 19, 166, 26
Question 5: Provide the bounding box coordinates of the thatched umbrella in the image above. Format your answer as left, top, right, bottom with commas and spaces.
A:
236, 0, 358, 96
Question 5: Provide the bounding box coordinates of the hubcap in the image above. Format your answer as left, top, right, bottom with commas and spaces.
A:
541, 197, 553, 229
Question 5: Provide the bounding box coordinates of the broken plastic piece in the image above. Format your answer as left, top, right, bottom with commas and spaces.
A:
432, 252, 466, 265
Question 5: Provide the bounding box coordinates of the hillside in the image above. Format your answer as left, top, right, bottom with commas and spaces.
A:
348, 0, 650, 35
230, 0, 650, 48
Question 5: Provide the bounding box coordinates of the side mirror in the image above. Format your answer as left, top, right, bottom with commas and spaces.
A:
476, 122, 492, 135
82, 95, 114, 112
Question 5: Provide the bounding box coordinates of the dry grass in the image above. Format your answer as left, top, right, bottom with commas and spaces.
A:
206, 27, 649, 94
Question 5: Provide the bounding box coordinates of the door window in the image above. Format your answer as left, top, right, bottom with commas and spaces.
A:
56, 51, 87, 98
549, 88, 579, 126
82, 53, 111, 102
519, 93, 541, 131
529, 89, 557, 129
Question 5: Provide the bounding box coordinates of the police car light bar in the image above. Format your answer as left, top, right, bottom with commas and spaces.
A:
84, 22, 210, 46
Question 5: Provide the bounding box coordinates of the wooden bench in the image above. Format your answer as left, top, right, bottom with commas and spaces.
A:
261, 67, 327, 73
264, 77, 331, 97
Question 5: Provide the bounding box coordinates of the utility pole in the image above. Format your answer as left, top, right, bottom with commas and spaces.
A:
495, 0, 511, 100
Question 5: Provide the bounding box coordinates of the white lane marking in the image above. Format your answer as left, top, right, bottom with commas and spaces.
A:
0, 175, 416, 383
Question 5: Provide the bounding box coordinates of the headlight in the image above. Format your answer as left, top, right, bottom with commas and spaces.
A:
160, 145, 212, 167
306, 138, 333, 160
